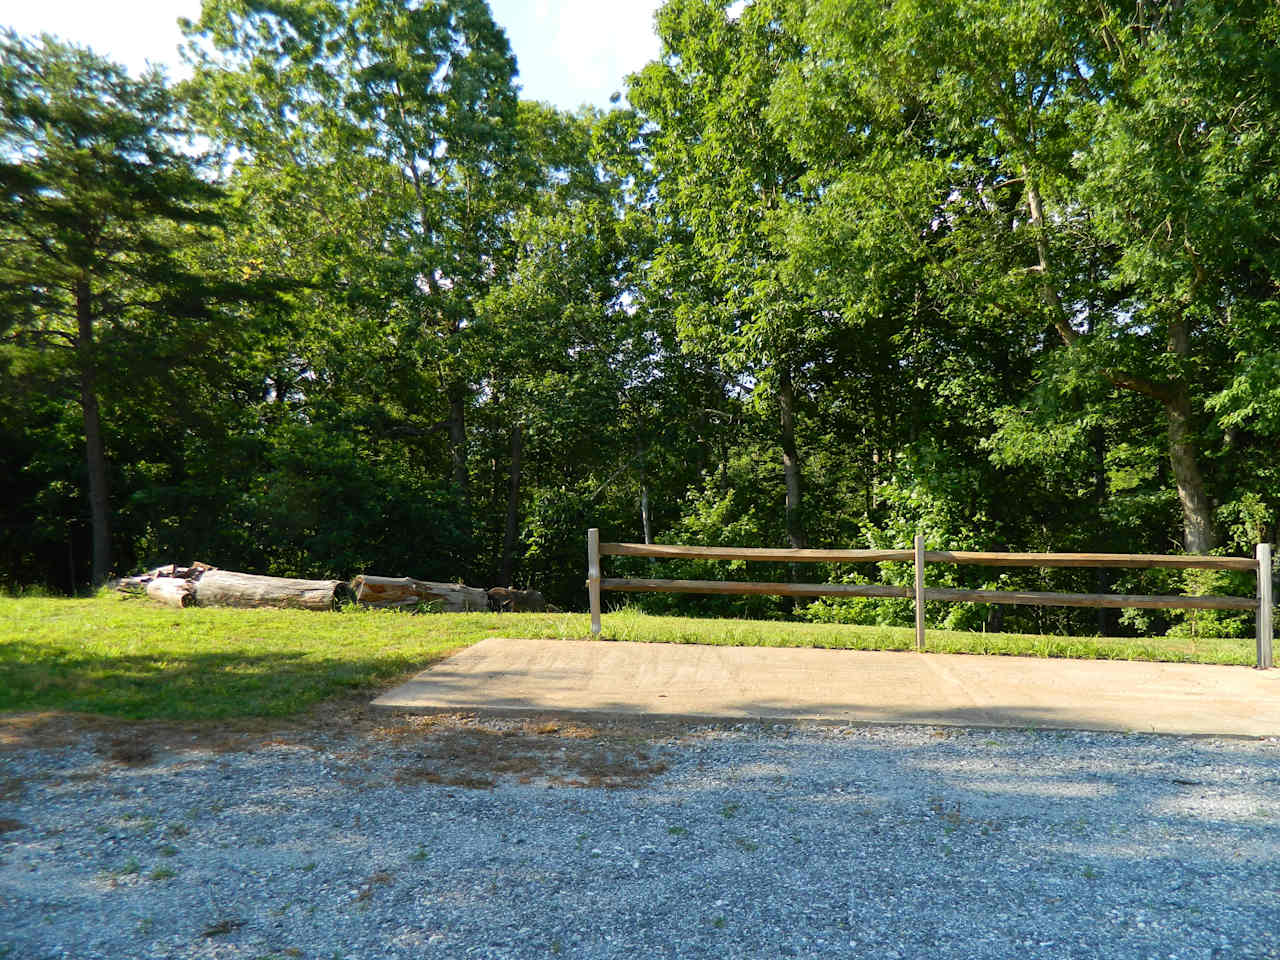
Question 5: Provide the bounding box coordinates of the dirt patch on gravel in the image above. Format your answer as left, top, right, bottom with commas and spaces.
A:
1, 701, 689, 790
0, 709, 311, 756
0, 711, 101, 751
391, 723, 670, 789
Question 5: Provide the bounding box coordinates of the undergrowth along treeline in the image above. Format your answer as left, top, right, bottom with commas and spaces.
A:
0, 596, 1258, 722
2, 1, 1278, 641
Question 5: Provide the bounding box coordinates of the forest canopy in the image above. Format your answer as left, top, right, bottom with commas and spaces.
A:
2, 0, 1277, 639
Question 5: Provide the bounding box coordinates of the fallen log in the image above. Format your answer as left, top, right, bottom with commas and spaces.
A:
194, 570, 351, 611
145, 577, 196, 609
352, 575, 488, 612
487, 586, 547, 612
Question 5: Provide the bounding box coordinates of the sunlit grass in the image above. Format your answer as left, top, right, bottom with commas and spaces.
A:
600, 608, 1255, 665
0, 594, 588, 720
0, 595, 1257, 722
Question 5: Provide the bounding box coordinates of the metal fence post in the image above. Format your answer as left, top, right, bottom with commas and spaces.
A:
914, 534, 926, 652
588, 528, 602, 638
1258, 542, 1273, 669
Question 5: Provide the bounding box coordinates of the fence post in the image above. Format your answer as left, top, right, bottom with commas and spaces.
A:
588, 528, 602, 638
914, 534, 926, 652
1258, 542, 1274, 669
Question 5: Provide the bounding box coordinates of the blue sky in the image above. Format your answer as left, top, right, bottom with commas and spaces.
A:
0, 0, 664, 111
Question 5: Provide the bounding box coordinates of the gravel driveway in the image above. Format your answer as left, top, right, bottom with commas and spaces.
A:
2, 710, 1278, 959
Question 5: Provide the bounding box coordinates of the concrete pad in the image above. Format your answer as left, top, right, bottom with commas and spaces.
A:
372, 638, 1280, 737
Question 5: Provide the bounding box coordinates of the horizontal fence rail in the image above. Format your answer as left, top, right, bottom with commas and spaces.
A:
600, 541, 1262, 571
586, 531, 1275, 669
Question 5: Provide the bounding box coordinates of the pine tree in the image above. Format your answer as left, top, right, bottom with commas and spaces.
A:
0, 31, 238, 585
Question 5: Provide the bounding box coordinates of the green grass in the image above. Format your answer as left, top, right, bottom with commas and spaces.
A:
601, 607, 1256, 664
0, 594, 588, 720
0, 595, 1257, 722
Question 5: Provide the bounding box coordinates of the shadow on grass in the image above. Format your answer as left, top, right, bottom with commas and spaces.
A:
0, 641, 455, 720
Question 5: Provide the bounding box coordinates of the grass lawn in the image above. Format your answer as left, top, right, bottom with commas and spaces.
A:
0, 595, 590, 721
0, 595, 1258, 722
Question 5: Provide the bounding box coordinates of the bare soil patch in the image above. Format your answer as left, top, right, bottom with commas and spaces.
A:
1, 700, 689, 791
391, 721, 669, 789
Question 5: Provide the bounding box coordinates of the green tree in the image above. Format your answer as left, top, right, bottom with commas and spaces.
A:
0, 32, 241, 585
184, 0, 522, 523
772, 0, 1280, 555
630, 0, 821, 549
1077, 0, 1280, 552
471, 104, 627, 587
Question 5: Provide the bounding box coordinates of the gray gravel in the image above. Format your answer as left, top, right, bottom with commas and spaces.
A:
2, 715, 1279, 960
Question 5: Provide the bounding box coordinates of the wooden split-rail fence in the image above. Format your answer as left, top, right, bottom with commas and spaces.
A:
585, 529, 1275, 669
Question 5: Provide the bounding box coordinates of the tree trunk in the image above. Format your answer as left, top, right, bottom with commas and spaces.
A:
447, 384, 472, 570
984, 603, 1004, 633
1165, 388, 1218, 554
778, 364, 808, 549
1024, 172, 1075, 346
641, 480, 656, 573
641, 483, 653, 545
1027, 173, 1219, 555
1093, 427, 1111, 635
447, 386, 468, 498
499, 424, 522, 588
75, 278, 111, 586
1165, 317, 1218, 554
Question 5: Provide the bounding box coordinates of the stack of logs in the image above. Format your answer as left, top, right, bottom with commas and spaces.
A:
114, 564, 547, 613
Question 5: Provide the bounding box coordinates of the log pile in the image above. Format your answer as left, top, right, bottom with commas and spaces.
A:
115, 563, 548, 614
